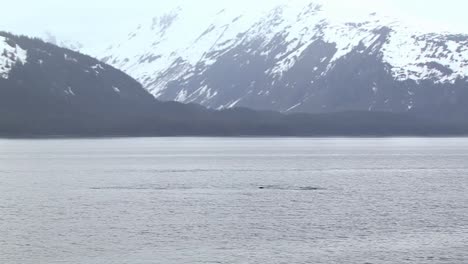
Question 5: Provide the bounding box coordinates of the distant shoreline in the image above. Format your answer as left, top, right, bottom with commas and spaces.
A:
2, 134, 468, 140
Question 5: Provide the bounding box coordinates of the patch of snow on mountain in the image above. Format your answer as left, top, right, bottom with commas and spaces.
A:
175, 89, 188, 102
64, 86, 75, 96
382, 30, 468, 83
91, 63, 105, 75
64, 53, 78, 63
0, 36, 28, 79
227, 98, 242, 108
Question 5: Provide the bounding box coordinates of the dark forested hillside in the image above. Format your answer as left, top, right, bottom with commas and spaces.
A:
0, 31, 159, 135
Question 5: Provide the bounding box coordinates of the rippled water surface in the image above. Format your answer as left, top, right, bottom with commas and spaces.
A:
0, 138, 467, 264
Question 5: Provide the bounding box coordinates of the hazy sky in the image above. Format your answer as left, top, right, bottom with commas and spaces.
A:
1, 0, 467, 50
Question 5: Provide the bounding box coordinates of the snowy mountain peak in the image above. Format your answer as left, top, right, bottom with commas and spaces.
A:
99, 0, 468, 113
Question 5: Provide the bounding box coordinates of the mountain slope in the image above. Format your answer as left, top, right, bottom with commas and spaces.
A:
1, 31, 467, 137
0, 32, 156, 108
100, 1, 468, 117
0, 31, 162, 135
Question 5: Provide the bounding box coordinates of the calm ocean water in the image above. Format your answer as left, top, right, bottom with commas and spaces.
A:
0, 138, 467, 264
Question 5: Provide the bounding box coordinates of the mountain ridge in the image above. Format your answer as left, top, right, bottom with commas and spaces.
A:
99, 1, 468, 116
2, 31, 468, 137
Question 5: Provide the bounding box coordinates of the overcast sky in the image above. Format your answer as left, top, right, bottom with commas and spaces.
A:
2, 0, 467, 51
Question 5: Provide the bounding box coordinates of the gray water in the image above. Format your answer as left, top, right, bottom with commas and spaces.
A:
0, 138, 467, 264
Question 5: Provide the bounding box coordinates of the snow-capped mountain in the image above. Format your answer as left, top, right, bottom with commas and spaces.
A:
100, 0, 468, 114
2, 31, 467, 136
